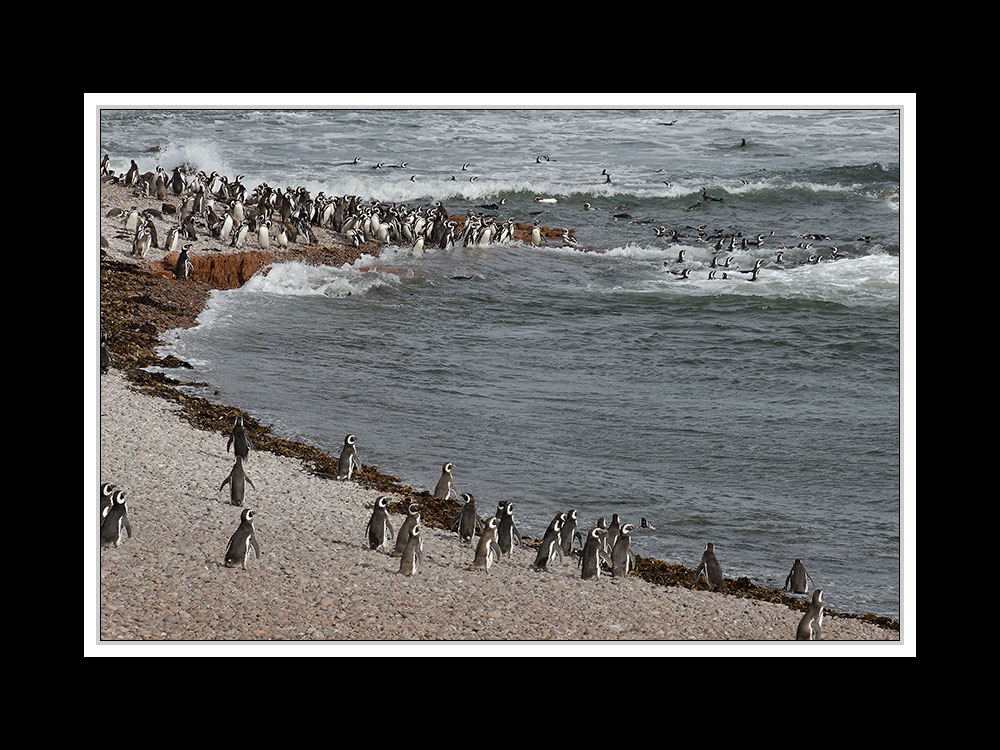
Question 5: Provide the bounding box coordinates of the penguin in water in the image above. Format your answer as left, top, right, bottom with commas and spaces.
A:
174, 243, 194, 279
219, 455, 256, 507
100, 481, 116, 516
784, 559, 816, 595
337, 434, 359, 480
580, 527, 612, 579
472, 517, 502, 572
531, 518, 564, 571
391, 503, 421, 557
796, 590, 825, 641
695, 543, 725, 590
611, 523, 637, 577
433, 462, 459, 501
397, 524, 424, 576
496, 500, 522, 557
224, 508, 261, 570
559, 509, 584, 556
364, 496, 394, 552
450, 493, 483, 544
227, 415, 252, 461
640, 518, 656, 530
100, 490, 132, 547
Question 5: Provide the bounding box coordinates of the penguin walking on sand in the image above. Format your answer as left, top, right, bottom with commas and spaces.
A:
224, 508, 261, 569
337, 434, 359, 480
391, 503, 421, 557
219, 455, 256, 507
450, 493, 483, 544
496, 500, 522, 557
559, 509, 584, 556
397, 524, 424, 576
580, 527, 612, 579
227, 415, 252, 460
611, 523, 637, 577
364, 496, 394, 552
796, 590, 825, 641
695, 543, 725, 590
433, 462, 459, 501
100, 490, 132, 547
784, 559, 816, 594
472, 517, 502, 572
531, 518, 564, 571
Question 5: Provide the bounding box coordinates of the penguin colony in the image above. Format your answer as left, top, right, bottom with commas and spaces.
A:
99, 144, 866, 640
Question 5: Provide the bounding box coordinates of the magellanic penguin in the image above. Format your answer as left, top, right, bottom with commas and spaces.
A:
530, 220, 542, 247
219, 455, 256, 507
227, 415, 252, 460
559, 509, 584, 556
100, 490, 132, 547
433, 462, 459, 501
796, 590, 825, 641
364, 496, 394, 552
224, 508, 261, 570
606, 513, 623, 551
337, 434, 359, 480
496, 501, 522, 557
450, 492, 483, 544
175, 243, 194, 279
610, 523, 637, 577
391, 503, 421, 557
397, 524, 424, 577
784, 559, 815, 595
580, 527, 612, 579
100, 331, 112, 373
695, 543, 725, 590
531, 518, 564, 571
472, 517, 502, 572
100, 481, 116, 516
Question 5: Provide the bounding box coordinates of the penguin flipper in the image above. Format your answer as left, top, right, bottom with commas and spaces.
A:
513, 525, 522, 544
250, 534, 261, 559
490, 541, 502, 559
245, 475, 256, 490
123, 516, 133, 539
226, 435, 234, 453
220, 474, 232, 491
599, 550, 612, 566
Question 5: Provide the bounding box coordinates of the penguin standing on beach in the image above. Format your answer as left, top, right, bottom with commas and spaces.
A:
337, 434, 359, 480
560, 509, 584, 556
450, 493, 483, 544
364, 496, 394, 552
219, 455, 256, 507
433, 462, 459, 501
695, 543, 725, 590
496, 500, 522, 557
397, 524, 424, 576
796, 590, 825, 641
784, 559, 816, 595
611, 523, 637, 577
580, 527, 611, 579
100, 490, 132, 547
224, 508, 261, 570
100, 482, 116, 516
531, 518, 564, 571
472, 517, 502, 572
391, 503, 421, 557
175, 243, 194, 279
227, 415, 252, 460
606, 513, 623, 551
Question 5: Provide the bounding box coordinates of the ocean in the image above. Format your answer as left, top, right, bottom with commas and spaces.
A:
100, 107, 902, 620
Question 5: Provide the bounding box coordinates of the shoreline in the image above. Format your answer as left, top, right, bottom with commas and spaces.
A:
95, 176, 900, 642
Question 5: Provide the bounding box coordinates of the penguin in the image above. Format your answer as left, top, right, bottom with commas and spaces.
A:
559, 509, 584, 556
784, 559, 815, 595
275, 222, 289, 247
596, 517, 610, 554
100, 482, 116, 517
257, 219, 270, 250
530, 220, 542, 247
531, 518, 563, 571
364, 495, 394, 552
227, 415, 252, 460
610, 523, 637, 577
449, 492, 483, 544
397, 524, 423, 576
796, 590, 825, 641
124, 160, 139, 186
695, 543, 725, 590
224, 508, 261, 570
471, 516, 502, 572
132, 225, 152, 258
496, 500, 522, 557
164, 224, 181, 256
100, 490, 132, 547
606, 513, 623, 551
218, 211, 234, 241
231, 220, 249, 248
337, 434, 359, 480
580, 527, 611, 579
433, 462, 458, 501
391, 503, 421, 557
219, 455, 256, 507
100, 331, 112, 373
174, 243, 194, 279
640, 517, 656, 530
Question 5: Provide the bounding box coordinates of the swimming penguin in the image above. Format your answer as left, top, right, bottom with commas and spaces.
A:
224, 508, 261, 570
640, 518, 656, 530
610, 523, 637, 577
391, 503, 421, 557
534, 195, 558, 204
796, 590, 825, 641
227, 415, 252, 460
450, 493, 483, 544
784, 559, 816, 595
397, 524, 423, 576
337, 434, 359, 480
364, 496, 394, 552
175, 243, 194, 279
559, 509, 584, 556
496, 500, 522, 557
219, 455, 256, 507
433, 462, 459, 501
100, 481, 116, 516
100, 331, 112, 373
531, 518, 564, 571
580, 527, 612, 579
100, 489, 132, 547
472, 517, 502, 572
695, 543, 725, 590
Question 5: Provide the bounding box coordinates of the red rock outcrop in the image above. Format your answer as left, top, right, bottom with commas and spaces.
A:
150, 251, 272, 289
